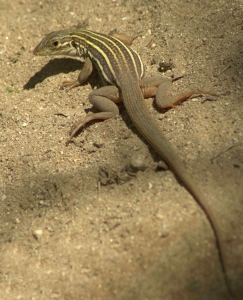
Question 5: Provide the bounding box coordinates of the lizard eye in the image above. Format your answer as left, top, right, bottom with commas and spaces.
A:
52, 41, 59, 47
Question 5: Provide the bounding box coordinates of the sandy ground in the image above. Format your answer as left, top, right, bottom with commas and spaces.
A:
0, 0, 243, 299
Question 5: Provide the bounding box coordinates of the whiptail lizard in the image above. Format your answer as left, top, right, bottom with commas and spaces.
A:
33, 28, 234, 298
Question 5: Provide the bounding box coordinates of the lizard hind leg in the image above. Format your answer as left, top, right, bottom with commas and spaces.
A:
108, 30, 137, 46
66, 85, 120, 145
140, 76, 216, 109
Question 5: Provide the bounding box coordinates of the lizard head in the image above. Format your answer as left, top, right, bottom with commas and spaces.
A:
33, 30, 80, 57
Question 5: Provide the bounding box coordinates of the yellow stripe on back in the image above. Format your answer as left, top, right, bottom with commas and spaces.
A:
71, 29, 144, 85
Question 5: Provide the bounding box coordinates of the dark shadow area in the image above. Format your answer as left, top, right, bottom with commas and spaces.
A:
0, 167, 99, 243
24, 58, 83, 90
1, 155, 243, 299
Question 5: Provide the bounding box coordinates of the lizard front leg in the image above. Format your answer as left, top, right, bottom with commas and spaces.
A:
61, 57, 93, 89
66, 85, 120, 145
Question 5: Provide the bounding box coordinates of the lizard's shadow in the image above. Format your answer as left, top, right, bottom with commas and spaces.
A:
24, 58, 86, 90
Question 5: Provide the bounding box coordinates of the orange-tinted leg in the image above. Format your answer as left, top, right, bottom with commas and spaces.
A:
140, 76, 215, 109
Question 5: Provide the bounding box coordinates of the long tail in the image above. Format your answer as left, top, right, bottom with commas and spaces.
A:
120, 78, 234, 298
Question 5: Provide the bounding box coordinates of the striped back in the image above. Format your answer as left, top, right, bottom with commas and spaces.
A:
70, 29, 144, 86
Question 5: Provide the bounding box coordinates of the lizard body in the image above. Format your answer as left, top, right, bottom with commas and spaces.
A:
33, 29, 233, 297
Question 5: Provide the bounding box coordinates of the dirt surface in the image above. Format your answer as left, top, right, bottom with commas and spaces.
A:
0, 0, 243, 299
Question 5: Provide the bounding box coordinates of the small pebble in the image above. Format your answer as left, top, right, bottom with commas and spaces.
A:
33, 229, 43, 240
129, 154, 147, 172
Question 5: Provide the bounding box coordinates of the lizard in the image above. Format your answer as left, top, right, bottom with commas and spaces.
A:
33, 28, 234, 298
